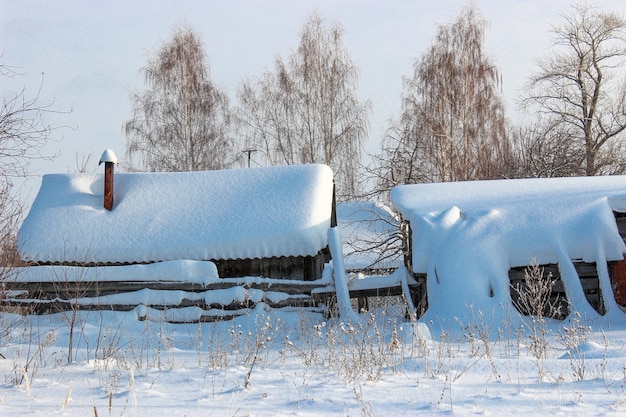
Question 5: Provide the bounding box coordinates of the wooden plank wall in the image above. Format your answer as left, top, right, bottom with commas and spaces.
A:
509, 262, 604, 319
1, 277, 329, 320
508, 211, 626, 319
214, 250, 330, 281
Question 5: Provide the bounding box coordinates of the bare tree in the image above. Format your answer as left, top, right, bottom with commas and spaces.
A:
0, 179, 22, 270
523, 4, 626, 176
361, 5, 511, 277
125, 24, 233, 172
1, 64, 59, 270
236, 12, 370, 200
508, 118, 585, 178
1, 66, 57, 179
373, 4, 509, 193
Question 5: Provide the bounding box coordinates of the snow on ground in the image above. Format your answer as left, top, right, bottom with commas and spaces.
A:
6, 174, 626, 415
1, 307, 626, 416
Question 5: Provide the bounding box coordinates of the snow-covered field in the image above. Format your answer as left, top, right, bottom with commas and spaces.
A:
1, 302, 626, 416
7, 171, 626, 415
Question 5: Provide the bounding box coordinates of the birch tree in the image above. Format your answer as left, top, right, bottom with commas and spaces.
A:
125, 24, 233, 172
375, 4, 510, 192
236, 12, 370, 199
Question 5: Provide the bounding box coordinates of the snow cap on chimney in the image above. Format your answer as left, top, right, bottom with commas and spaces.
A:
98, 149, 119, 165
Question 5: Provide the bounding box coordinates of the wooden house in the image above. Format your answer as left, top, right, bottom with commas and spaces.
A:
7, 156, 338, 321
390, 176, 626, 324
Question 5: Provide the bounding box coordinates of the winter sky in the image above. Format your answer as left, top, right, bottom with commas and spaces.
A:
2, 0, 626, 198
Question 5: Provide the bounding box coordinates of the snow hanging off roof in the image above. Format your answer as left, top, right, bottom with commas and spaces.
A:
391, 176, 626, 333
18, 164, 334, 264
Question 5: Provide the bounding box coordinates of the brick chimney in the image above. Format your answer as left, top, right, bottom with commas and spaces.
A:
98, 149, 119, 211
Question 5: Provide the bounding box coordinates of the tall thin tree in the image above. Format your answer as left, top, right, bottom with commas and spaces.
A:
125, 24, 233, 172
236, 12, 370, 199
375, 4, 509, 191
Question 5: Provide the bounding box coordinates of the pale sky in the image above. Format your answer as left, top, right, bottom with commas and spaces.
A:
2, 0, 626, 198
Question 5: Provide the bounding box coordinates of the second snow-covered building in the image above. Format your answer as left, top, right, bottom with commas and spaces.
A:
391, 176, 626, 331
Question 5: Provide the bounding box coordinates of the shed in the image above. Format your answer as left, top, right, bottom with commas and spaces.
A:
18, 163, 335, 280
8, 163, 336, 321
390, 176, 626, 330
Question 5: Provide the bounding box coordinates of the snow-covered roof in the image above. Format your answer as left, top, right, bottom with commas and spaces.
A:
391, 176, 626, 329
18, 164, 334, 264
391, 176, 626, 272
